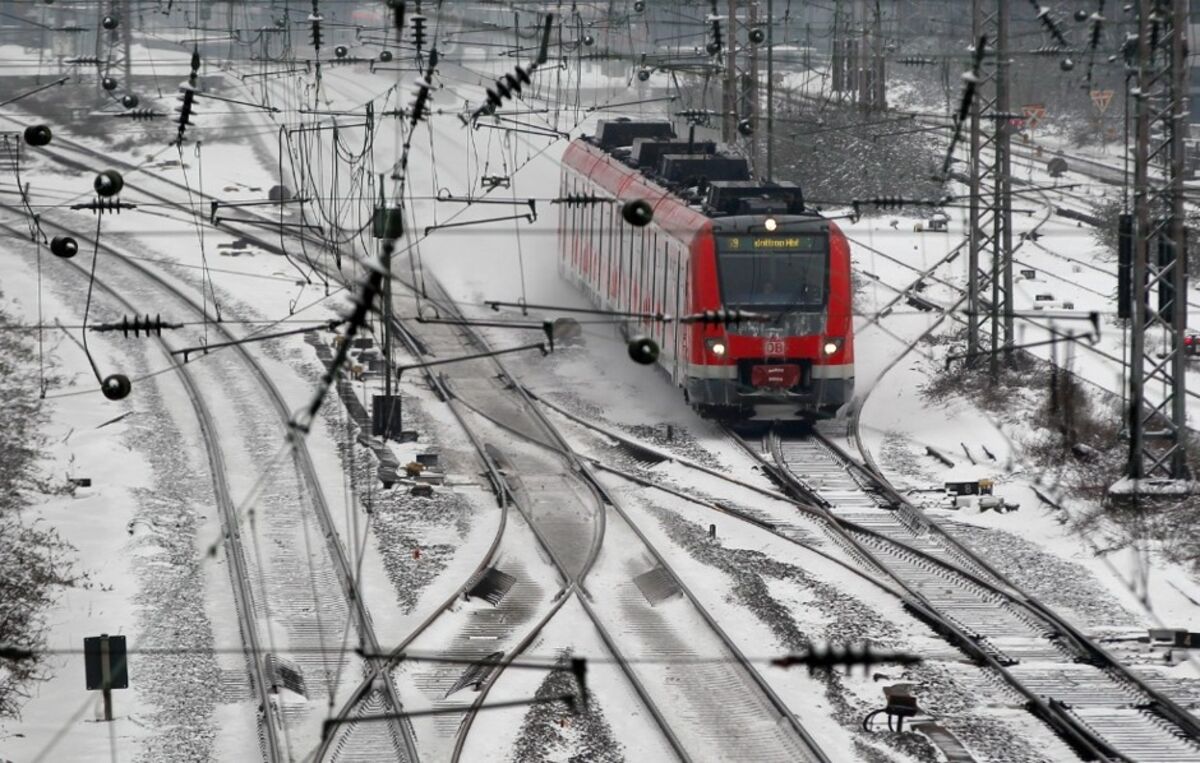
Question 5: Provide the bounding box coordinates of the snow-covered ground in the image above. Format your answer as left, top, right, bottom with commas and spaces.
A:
5, 14, 1200, 763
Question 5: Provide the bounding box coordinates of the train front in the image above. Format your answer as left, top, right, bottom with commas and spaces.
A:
688, 214, 855, 420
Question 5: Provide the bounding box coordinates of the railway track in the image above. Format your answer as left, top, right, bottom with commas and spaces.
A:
245, 65, 835, 760
0, 191, 418, 760
487, 386, 1200, 761
754, 425, 1200, 763
369, 263, 831, 760
0, 219, 286, 763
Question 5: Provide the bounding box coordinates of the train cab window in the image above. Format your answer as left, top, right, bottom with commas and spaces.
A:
714, 232, 828, 310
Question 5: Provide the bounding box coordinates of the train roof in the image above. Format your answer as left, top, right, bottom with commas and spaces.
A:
577, 118, 807, 218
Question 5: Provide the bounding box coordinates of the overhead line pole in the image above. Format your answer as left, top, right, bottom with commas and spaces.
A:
766, 0, 773, 181
966, 0, 1013, 383
1125, 0, 1190, 482
724, 0, 738, 141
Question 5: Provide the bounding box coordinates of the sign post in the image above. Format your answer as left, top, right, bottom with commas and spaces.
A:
84, 634, 128, 721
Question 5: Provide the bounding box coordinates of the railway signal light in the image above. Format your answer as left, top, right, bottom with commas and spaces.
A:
102, 77, 118, 91
764, 216, 778, 232
737, 119, 753, 136
634, 0, 645, 11
628, 336, 659, 365
101, 15, 119, 30
334, 45, 348, 59
749, 28, 765, 45
121, 94, 138, 108
380, 50, 393, 62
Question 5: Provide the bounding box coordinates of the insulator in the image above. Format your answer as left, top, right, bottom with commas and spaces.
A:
117, 108, 162, 120
770, 643, 920, 675
126, 314, 170, 337
73, 197, 135, 214
391, 0, 405, 33
411, 14, 426, 49
176, 88, 196, 140
897, 56, 936, 66
552, 193, 609, 207
65, 56, 105, 65
468, 64, 536, 122
310, 18, 322, 48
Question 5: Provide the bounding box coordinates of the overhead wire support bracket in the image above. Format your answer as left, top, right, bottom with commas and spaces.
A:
424, 213, 535, 237
0, 76, 69, 109
435, 190, 538, 216
472, 122, 566, 139
209, 197, 310, 224
184, 87, 281, 113
210, 216, 323, 233
171, 320, 345, 363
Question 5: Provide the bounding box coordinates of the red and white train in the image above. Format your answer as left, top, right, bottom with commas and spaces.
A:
557, 118, 855, 420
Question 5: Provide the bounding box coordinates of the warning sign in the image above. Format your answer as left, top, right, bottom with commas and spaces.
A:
1090, 89, 1115, 113
1021, 103, 1046, 130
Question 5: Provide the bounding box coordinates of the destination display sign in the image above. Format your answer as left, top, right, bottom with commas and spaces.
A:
717, 234, 825, 252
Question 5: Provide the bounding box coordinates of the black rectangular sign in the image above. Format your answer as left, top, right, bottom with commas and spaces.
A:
84, 635, 129, 691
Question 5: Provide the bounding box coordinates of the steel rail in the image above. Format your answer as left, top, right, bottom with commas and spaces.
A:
812, 426, 1200, 749
3, 206, 419, 761
0, 219, 285, 763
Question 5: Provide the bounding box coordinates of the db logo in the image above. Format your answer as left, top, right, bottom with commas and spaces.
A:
764, 339, 786, 356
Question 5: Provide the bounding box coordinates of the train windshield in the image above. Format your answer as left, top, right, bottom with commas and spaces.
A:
715, 233, 828, 310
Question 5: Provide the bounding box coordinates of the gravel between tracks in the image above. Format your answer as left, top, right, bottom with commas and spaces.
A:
123, 338, 222, 762
941, 520, 1140, 629
509, 650, 625, 763
320, 372, 474, 614
640, 497, 1069, 763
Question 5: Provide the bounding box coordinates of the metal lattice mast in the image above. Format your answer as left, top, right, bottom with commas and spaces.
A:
1128, 0, 1190, 480
966, 0, 1013, 379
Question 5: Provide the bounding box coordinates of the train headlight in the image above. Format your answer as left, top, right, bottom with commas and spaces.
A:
764, 216, 778, 232
822, 338, 843, 356
705, 338, 727, 357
